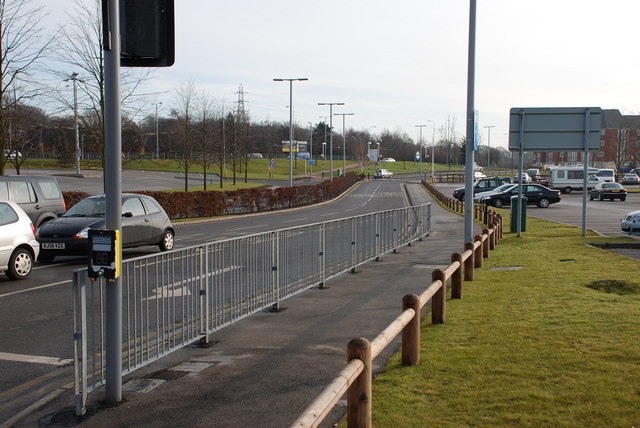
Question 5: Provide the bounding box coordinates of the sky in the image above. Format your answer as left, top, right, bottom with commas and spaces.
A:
34, 0, 640, 149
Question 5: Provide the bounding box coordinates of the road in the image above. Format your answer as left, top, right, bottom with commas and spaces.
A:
0, 176, 411, 424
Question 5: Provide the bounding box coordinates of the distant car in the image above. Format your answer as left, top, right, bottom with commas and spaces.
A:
595, 168, 616, 183
0, 201, 40, 280
620, 173, 640, 185
36, 193, 175, 262
247, 153, 263, 159
373, 169, 393, 179
476, 183, 561, 208
526, 168, 540, 180
589, 182, 627, 201
621, 210, 640, 236
381, 158, 396, 162
513, 172, 532, 184
474, 171, 487, 180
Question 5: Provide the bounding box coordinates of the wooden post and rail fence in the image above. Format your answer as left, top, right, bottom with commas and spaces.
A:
290, 181, 503, 427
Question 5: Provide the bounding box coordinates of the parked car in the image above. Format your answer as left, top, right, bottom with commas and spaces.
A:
373, 169, 393, 179
0, 176, 66, 227
0, 201, 40, 280
621, 210, 640, 236
620, 173, 640, 185
589, 182, 627, 201
381, 157, 396, 162
595, 168, 616, 183
453, 176, 512, 201
526, 168, 540, 180
476, 183, 561, 208
513, 172, 532, 184
36, 193, 175, 262
474, 171, 487, 180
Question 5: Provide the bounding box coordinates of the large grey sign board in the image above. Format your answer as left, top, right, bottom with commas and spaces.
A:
508, 107, 602, 152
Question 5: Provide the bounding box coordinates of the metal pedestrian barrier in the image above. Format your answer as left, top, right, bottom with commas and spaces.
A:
72, 203, 432, 415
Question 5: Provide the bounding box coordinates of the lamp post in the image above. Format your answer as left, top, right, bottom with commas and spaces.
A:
307, 121, 313, 177
274, 77, 308, 186
484, 125, 494, 168
64, 72, 82, 174
415, 124, 428, 175
367, 141, 371, 179
319, 116, 328, 178
318, 102, 344, 181
322, 142, 326, 178
426, 120, 436, 183
376, 142, 380, 166
155, 102, 162, 160
334, 112, 354, 175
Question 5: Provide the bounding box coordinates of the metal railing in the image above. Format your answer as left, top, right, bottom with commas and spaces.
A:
73, 203, 432, 415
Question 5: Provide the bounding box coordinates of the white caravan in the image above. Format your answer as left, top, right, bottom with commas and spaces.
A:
548, 166, 599, 193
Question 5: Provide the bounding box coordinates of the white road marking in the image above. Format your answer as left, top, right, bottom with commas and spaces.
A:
282, 217, 308, 223
227, 224, 268, 231
0, 280, 71, 299
0, 352, 72, 366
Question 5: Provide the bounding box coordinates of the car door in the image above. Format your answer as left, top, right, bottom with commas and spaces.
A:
8, 180, 39, 224
0, 203, 20, 269
523, 185, 543, 204
139, 196, 166, 243
121, 197, 152, 246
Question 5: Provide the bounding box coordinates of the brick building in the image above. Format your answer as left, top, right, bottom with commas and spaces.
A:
533, 109, 640, 170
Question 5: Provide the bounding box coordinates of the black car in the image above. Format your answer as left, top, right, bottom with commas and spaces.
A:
589, 182, 627, 201
36, 194, 175, 262
453, 176, 512, 201
475, 184, 561, 208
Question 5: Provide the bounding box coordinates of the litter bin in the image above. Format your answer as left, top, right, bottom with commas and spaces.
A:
510, 195, 527, 233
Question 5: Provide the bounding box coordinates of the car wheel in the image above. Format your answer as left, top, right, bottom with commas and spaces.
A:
6, 248, 33, 280
38, 252, 56, 263
589, 193, 594, 201
598, 194, 603, 201
492, 199, 503, 208
537, 198, 550, 208
159, 230, 174, 251
621, 196, 626, 201
564, 187, 572, 194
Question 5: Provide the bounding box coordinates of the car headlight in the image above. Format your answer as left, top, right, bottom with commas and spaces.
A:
74, 228, 89, 239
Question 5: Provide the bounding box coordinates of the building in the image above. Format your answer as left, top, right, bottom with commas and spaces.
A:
532, 109, 640, 170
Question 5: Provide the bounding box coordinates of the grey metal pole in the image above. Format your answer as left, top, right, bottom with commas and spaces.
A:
335, 113, 354, 175
274, 78, 308, 187
464, 0, 477, 245
581, 109, 591, 237
484, 125, 494, 167
103, 0, 123, 405
308, 122, 313, 177
318, 103, 344, 181
415, 124, 427, 175
72, 74, 80, 175
429, 120, 436, 183
155, 102, 162, 160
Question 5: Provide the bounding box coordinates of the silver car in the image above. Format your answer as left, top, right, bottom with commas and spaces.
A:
0, 200, 40, 280
621, 210, 640, 236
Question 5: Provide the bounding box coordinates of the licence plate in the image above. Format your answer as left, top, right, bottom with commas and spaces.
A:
42, 243, 65, 250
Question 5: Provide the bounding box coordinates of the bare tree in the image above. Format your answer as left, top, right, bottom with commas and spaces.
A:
197, 91, 216, 190
0, 0, 53, 174
172, 80, 197, 191
50, 0, 153, 171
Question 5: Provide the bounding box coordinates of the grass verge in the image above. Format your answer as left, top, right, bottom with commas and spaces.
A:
369, 216, 640, 427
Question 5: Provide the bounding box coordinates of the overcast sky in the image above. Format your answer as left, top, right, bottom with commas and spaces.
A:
36, 0, 640, 149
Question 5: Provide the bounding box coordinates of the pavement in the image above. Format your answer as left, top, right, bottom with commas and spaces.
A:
15, 182, 482, 428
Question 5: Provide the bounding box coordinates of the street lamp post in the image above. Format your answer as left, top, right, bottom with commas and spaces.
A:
318, 102, 344, 181
307, 121, 313, 177
426, 120, 436, 183
367, 141, 371, 179
155, 102, 162, 160
65, 72, 82, 174
335, 112, 354, 175
322, 142, 326, 178
274, 78, 308, 186
376, 142, 380, 166
484, 125, 494, 168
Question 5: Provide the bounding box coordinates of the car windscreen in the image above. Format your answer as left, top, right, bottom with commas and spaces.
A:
64, 198, 106, 217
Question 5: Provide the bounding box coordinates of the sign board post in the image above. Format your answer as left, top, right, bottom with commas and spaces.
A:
508, 107, 601, 237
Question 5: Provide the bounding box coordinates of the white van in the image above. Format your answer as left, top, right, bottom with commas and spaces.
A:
596, 168, 616, 183
548, 167, 599, 193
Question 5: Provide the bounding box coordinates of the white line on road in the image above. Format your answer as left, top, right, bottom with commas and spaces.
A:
0, 352, 73, 366
282, 217, 308, 223
319, 212, 338, 217
0, 280, 71, 299
226, 224, 268, 231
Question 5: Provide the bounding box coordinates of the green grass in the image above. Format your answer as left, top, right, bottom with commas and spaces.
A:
365, 217, 640, 427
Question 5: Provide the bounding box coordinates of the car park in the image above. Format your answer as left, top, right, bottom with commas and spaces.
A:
36, 193, 175, 262
0, 201, 40, 280
621, 210, 640, 236
453, 176, 512, 201
620, 173, 640, 185
0, 175, 66, 227
589, 182, 627, 201
373, 168, 393, 179
476, 183, 561, 208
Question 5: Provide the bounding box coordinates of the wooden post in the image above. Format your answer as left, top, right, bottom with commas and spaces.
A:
464, 242, 475, 281
451, 253, 463, 299
402, 294, 421, 366
482, 228, 490, 258
347, 338, 372, 428
474, 234, 483, 268
431, 269, 446, 324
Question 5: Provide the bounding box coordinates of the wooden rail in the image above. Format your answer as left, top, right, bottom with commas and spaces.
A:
290, 182, 504, 428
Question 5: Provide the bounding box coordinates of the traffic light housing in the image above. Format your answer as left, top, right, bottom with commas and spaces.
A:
119, 0, 175, 67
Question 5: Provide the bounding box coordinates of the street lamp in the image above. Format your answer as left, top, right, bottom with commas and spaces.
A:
334, 112, 354, 175
274, 77, 308, 186
155, 102, 163, 160
415, 124, 428, 175
318, 102, 344, 181
307, 121, 313, 177
367, 141, 371, 179
322, 142, 326, 178
426, 120, 436, 183
484, 125, 494, 168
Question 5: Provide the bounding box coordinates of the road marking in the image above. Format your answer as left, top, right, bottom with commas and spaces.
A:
0, 352, 72, 366
0, 280, 71, 299
227, 224, 267, 231
282, 217, 308, 223
319, 212, 338, 217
